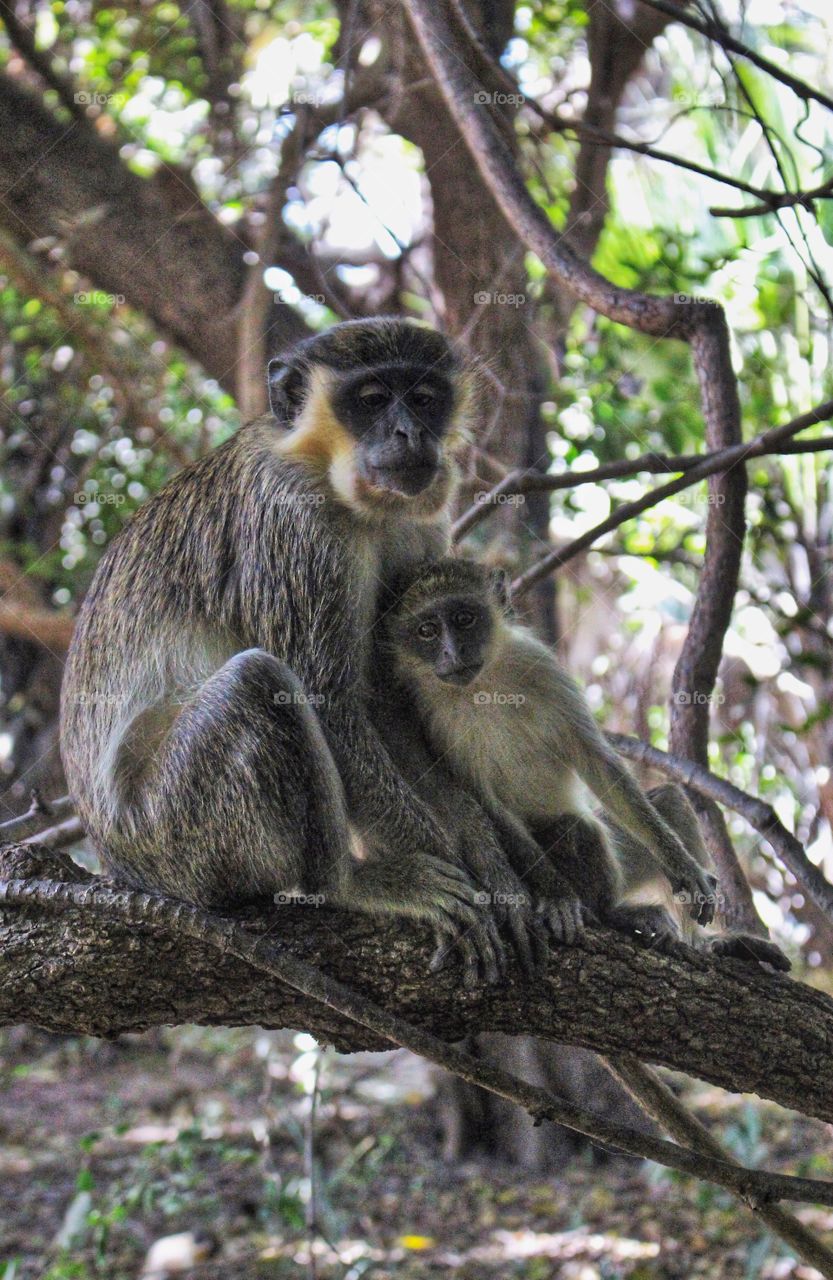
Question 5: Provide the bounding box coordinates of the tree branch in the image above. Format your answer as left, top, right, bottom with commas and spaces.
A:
606, 1054, 833, 1277
452, 404, 833, 543
609, 734, 833, 926
1, 845, 833, 1128
2, 847, 833, 1212
634, 0, 833, 115
711, 177, 833, 219
508, 401, 833, 598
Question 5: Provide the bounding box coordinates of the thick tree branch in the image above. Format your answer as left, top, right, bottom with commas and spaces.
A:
1, 845, 832, 1129
0, 74, 306, 390
2, 847, 833, 1212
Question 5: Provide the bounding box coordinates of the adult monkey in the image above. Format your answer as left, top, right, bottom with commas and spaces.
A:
61, 318, 557, 972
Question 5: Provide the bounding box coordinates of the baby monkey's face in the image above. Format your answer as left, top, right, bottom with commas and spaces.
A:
396, 593, 494, 686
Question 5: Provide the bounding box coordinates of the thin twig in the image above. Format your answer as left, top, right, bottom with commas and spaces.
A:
509, 401, 833, 598
452, 415, 833, 543
606, 1054, 833, 1279
448, 0, 779, 204
19, 817, 84, 849
634, 0, 833, 115
609, 734, 833, 925
711, 177, 833, 219
0, 791, 70, 835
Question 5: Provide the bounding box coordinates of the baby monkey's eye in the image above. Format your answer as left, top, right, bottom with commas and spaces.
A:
454, 610, 475, 629
417, 620, 440, 641
357, 382, 390, 409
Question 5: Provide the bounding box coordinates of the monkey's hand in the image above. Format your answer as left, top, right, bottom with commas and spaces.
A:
450, 828, 548, 975
415, 857, 507, 990
478, 874, 550, 976
672, 864, 720, 926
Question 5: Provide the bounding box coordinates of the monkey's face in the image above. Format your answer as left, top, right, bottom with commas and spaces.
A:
395, 593, 495, 686
268, 319, 476, 516
333, 365, 454, 498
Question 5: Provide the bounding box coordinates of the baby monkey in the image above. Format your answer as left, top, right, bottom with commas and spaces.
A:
382, 559, 789, 969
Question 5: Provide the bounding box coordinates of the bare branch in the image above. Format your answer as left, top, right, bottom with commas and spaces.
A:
607, 1055, 833, 1278
452, 406, 833, 543
0, 0, 87, 122
509, 401, 833, 597
634, 0, 833, 115
609, 734, 833, 925
0, 791, 70, 835
711, 177, 833, 219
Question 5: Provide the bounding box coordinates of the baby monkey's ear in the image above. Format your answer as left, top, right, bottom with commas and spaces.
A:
488, 567, 512, 613
267, 358, 306, 422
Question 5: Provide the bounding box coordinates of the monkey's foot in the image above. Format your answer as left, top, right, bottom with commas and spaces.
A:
710, 933, 791, 972
536, 893, 587, 947
496, 902, 550, 974
672, 870, 720, 927
429, 914, 507, 989
603, 904, 680, 953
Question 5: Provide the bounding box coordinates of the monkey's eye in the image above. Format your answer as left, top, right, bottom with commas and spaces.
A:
410, 384, 437, 409
454, 610, 476, 629
417, 620, 440, 641
357, 382, 390, 410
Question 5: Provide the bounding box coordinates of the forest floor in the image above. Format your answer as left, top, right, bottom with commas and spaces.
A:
0, 1023, 831, 1280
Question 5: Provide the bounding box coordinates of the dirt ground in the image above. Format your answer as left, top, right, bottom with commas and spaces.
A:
1, 1024, 831, 1280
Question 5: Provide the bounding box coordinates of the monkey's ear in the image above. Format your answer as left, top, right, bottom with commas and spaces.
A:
267, 359, 306, 422
489, 567, 511, 612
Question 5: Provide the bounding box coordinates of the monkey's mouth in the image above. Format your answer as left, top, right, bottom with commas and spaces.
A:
437, 663, 483, 686
367, 463, 437, 496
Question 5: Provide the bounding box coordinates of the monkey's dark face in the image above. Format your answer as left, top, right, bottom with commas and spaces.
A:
267, 319, 472, 513
333, 364, 454, 497
396, 593, 495, 686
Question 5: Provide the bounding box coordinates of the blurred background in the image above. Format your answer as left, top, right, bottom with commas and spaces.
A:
1, 0, 833, 1275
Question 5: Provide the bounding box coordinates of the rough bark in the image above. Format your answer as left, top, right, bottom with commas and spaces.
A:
0, 846, 829, 1125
